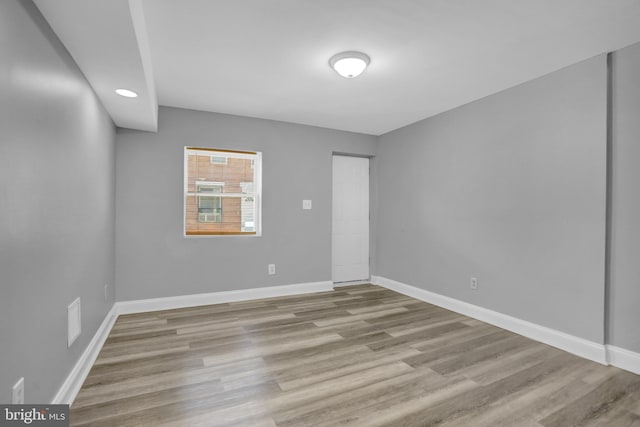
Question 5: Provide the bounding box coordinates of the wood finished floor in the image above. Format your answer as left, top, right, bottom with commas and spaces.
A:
71, 284, 640, 426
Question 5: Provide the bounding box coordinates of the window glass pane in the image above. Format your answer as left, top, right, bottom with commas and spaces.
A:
185, 148, 260, 235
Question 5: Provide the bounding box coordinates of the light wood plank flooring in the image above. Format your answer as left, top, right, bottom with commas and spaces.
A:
71, 284, 640, 426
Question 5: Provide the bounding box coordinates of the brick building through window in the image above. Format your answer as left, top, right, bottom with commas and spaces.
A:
184, 148, 261, 235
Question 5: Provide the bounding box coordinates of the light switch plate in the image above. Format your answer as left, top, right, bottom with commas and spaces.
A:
303, 200, 312, 210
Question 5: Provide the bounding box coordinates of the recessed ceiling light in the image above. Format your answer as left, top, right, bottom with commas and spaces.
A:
329, 51, 371, 78
115, 88, 138, 98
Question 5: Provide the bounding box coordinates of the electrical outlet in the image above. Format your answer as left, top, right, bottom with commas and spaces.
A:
103, 283, 109, 302
470, 277, 478, 290
302, 200, 312, 210
12, 377, 24, 404
268, 264, 276, 275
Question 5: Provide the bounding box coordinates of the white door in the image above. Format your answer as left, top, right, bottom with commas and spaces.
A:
332, 155, 370, 283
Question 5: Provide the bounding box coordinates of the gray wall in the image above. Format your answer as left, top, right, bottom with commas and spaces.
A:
376, 56, 607, 343
3, 0, 638, 405
0, 0, 116, 403
609, 42, 640, 353
115, 107, 377, 301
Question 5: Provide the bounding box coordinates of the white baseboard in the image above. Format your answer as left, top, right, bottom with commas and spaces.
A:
115, 281, 334, 315
52, 304, 118, 405
371, 275, 608, 365
606, 345, 640, 375
333, 280, 372, 287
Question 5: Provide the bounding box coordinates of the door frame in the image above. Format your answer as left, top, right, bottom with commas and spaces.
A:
331, 153, 373, 284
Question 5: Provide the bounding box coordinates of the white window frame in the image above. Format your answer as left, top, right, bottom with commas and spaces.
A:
184, 147, 262, 237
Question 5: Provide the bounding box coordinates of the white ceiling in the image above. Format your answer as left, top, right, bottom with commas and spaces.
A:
35, 0, 640, 135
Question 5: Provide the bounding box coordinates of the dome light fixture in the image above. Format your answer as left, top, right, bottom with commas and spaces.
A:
115, 88, 138, 98
329, 51, 370, 78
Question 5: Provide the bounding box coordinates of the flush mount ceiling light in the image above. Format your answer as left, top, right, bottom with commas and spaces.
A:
115, 88, 138, 98
329, 51, 371, 78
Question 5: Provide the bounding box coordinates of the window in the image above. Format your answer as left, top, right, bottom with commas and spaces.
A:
210, 156, 227, 165
184, 147, 261, 236
196, 182, 223, 223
